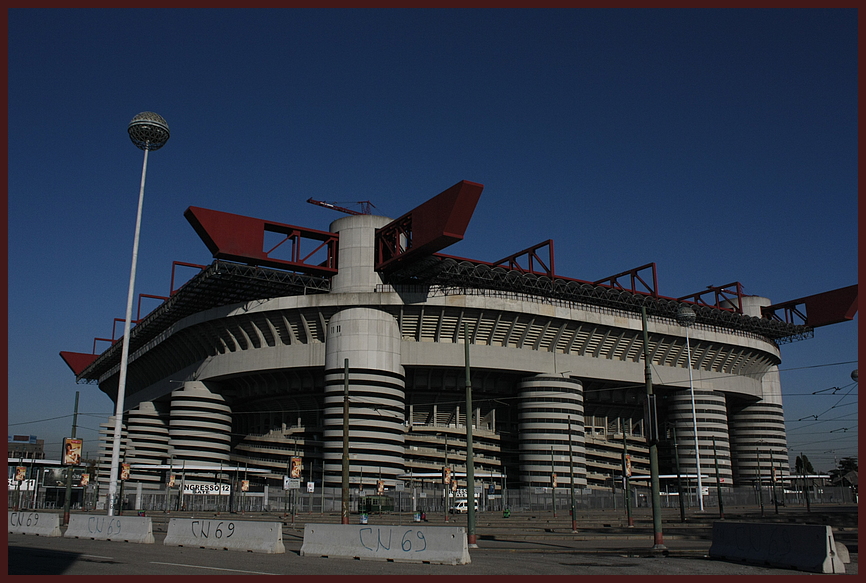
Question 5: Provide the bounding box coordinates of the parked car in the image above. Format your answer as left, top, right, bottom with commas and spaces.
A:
449, 499, 479, 514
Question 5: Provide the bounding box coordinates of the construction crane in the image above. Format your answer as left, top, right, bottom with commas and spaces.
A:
306, 198, 376, 216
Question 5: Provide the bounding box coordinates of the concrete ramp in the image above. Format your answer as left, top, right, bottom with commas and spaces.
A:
8, 511, 61, 537
301, 523, 471, 565
709, 521, 845, 573
164, 518, 285, 553
65, 514, 154, 543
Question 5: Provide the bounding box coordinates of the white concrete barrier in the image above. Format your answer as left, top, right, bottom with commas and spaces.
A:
164, 518, 285, 553
65, 514, 154, 543
709, 521, 846, 574
301, 523, 471, 565
8, 511, 62, 537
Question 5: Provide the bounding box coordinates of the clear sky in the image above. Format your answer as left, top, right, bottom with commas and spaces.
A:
7, 9, 858, 473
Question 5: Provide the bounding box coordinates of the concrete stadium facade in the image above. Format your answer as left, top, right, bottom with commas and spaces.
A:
66, 182, 826, 501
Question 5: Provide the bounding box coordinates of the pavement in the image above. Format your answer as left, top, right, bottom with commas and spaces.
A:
7, 504, 858, 576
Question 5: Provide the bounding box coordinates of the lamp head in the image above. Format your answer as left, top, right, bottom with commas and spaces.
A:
676, 304, 697, 327
128, 111, 170, 151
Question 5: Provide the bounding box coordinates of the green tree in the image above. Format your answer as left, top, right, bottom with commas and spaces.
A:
828, 456, 858, 485
795, 454, 815, 475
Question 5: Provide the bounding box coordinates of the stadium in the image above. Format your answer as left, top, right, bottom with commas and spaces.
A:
61, 180, 856, 511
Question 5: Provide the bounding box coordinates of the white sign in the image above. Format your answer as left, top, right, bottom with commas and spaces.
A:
307, 482, 315, 493
183, 482, 231, 496
284, 478, 301, 490
7, 479, 36, 491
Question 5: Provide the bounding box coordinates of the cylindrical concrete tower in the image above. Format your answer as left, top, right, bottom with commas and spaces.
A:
517, 375, 587, 487
125, 400, 170, 483
728, 365, 790, 484
321, 213, 407, 488
168, 381, 232, 465
667, 388, 732, 485
323, 307, 406, 487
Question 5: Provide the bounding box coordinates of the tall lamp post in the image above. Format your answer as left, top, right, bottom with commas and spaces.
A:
676, 304, 704, 512
108, 112, 170, 517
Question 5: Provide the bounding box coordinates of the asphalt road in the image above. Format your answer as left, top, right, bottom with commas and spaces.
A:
7, 532, 849, 576
7, 505, 858, 576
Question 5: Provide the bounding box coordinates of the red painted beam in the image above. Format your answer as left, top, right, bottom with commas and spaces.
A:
376, 180, 483, 272
184, 206, 338, 276
763, 284, 858, 327
593, 262, 659, 298
491, 240, 556, 277
59, 351, 99, 376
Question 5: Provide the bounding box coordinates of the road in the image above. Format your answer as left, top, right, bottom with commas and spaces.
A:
7, 505, 858, 576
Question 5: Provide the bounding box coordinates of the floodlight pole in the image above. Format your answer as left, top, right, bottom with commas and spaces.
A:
676, 304, 703, 512
107, 146, 148, 517
108, 113, 169, 517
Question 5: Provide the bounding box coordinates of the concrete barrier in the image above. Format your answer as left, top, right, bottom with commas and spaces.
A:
8, 511, 62, 537
300, 523, 471, 565
835, 542, 850, 564
164, 518, 285, 553
709, 521, 846, 574
65, 514, 154, 544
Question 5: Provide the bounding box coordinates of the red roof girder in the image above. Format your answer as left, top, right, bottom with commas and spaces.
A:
375, 180, 483, 273
184, 206, 339, 276
762, 284, 858, 327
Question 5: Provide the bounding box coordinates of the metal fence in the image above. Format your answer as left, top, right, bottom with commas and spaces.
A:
9, 483, 856, 514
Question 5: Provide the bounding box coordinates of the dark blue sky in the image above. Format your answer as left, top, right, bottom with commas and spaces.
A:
7, 9, 858, 468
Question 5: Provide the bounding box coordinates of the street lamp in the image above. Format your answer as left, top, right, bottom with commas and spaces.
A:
676, 304, 704, 512
108, 112, 170, 517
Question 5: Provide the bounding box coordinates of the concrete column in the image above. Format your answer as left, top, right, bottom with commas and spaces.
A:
168, 381, 232, 466
517, 375, 586, 488
125, 400, 170, 485
728, 367, 789, 484
329, 214, 392, 294
323, 307, 405, 488
667, 387, 733, 485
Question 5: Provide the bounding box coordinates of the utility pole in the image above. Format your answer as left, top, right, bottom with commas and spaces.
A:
672, 426, 686, 522
801, 452, 811, 513
568, 415, 577, 533
756, 447, 764, 517
771, 448, 780, 514
622, 432, 634, 527
341, 358, 350, 524
443, 434, 450, 522
713, 437, 724, 519
550, 447, 557, 518
463, 323, 477, 548
62, 391, 80, 525
641, 307, 665, 550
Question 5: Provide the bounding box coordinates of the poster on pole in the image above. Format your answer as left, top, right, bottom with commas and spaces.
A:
63, 438, 82, 465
